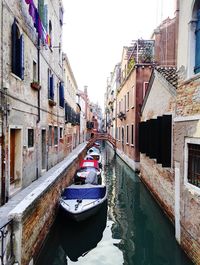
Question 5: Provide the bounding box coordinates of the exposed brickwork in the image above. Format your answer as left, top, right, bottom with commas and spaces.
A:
176, 78, 200, 116
181, 225, 200, 265
140, 154, 174, 222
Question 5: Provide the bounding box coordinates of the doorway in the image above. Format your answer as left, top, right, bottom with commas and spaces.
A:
9, 128, 22, 191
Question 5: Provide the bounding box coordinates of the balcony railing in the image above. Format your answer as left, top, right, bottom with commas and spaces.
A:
0, 220, 15, 265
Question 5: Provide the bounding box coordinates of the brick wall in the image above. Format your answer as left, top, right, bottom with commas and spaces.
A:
140, 154, 174, 221
10, 148, 86, 265
174, 119, 200, 264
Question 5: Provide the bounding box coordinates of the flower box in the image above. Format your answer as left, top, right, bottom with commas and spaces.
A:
48, 99, 56, 106
31, 81, 41, 90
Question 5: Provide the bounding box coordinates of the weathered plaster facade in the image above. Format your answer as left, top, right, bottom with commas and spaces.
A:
0, 0, 76, 204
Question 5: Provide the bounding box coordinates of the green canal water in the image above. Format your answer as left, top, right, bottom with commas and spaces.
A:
36, 143, 193, 265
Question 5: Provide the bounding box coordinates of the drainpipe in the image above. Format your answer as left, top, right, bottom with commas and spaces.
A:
175, 0, 180, 66
36, 2, 40, 179
0, 1, 7, 205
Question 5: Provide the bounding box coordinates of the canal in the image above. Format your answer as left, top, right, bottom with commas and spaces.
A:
36, 143, 193, 265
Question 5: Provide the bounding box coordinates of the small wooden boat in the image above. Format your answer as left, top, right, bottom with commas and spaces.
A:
60, 184, 107, 222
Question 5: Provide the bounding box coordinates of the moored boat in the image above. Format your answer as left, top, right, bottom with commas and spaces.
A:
59, 183, 107, 222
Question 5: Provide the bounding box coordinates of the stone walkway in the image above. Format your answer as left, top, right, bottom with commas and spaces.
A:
0, 143, 86, 227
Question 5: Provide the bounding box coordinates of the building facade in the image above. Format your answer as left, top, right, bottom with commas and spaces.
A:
173, 0, 200, 263
115, 42, 154, 171
0, 0, 82, 205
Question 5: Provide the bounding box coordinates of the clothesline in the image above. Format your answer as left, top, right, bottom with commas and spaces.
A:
25, 0, 50, 46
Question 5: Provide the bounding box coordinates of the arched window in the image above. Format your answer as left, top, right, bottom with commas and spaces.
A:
11, 19, 24, 79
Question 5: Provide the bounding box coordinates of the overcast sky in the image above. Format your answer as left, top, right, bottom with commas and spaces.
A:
62, 0, 175, 109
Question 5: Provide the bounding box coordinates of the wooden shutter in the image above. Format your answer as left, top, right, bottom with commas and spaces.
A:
150, 119, 157, 159
11, 20, 17, 75
59, 82, 64, 107
139, 122, 145, 153
146, 120, 150, 157
195, 9, 200, 74
49, 75, 54, 100
156, 116, 162, 164
19, 34, 24, 80
161, 115, 172, 167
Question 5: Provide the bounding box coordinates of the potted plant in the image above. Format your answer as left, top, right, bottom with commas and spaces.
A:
31, 80, 41, 90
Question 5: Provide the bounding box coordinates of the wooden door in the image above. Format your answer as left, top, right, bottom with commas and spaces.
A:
10, 129, 15, 184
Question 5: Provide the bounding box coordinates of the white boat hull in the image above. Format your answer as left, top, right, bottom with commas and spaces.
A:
60, 184, 107, 222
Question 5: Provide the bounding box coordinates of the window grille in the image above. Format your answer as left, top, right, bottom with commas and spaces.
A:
188, 143, 200, 187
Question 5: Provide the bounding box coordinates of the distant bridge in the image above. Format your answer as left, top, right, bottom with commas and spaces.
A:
87, 133, 116, 149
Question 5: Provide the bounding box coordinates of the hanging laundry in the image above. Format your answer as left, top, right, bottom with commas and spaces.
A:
25, 0, 49, 45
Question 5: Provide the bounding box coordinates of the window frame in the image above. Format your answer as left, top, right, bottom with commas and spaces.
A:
131, 124, 134, 146
184, 137, 200, 195
126, 125, 129, 144
48, 125, 53, 147
27, 128, 34, 149
54, 126, 58, 146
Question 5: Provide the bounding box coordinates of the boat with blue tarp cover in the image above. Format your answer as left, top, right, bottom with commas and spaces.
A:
60, 183, 107, 222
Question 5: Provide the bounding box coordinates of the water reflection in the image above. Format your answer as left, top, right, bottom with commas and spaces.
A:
36, 201, 108, 265
102, 146, 193, 265
36, 143, 193, 265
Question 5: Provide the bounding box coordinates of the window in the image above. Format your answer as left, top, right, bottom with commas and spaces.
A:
48, 70, 54, 100
124, 95, 126, 113
59, 6, 64, 26
59, 82, 64, 107
54, 126, 58, 145
28, 129, 34, 148
126, 125, 129, 144
143, 82, 149, 99
118, 127, 121, 141
187, 143, 200, 188
119, 101, 121, 113
188, 2, 200, 76
33, 60, 37, 81
11, 20, 24, 79
127, 92, 130, 110
60, 127, 63, 139
131, 124, 134, 145
49, 125, 52, 146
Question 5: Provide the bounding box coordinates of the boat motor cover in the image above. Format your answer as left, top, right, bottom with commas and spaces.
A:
62, 186, 106, 200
